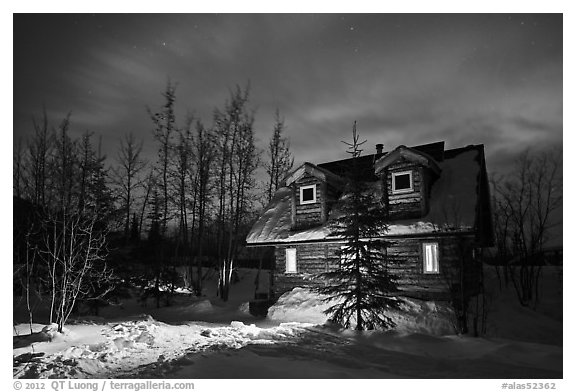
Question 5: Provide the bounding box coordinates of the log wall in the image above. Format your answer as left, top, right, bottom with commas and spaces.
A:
273, 235, 482, 301
274, 243, 341, 293
383, 159, 426, 219
291, 174, 341, 229
292, 175, 323, 229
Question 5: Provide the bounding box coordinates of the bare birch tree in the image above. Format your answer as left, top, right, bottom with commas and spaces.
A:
190, 119, 215, 295
14, 137, 25, 198
170, 119, 193, 261
214, 85, 261, 301
112, 132, 146, 241
39, 212, 112, 332
492, 147, 562, 307
147, 82, 177, 305
138, 168, 157, 241
28, 108, 53, 207
148, 81, 177, 237
28, 116, 114, 332
265, 109, 294, 203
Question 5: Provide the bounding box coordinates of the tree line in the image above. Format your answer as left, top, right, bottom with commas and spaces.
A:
13, 82, 294, 329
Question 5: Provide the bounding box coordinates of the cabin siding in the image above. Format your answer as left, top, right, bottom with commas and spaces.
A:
387, 236, 481, 300
292, 175, 325, 229
325, 184, 341, 217
384, 159, 426, 219
273, 243, 341, 294
419, 167, 432, 216
272, 235, 481, 300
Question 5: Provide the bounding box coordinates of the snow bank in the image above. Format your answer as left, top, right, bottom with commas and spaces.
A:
338, 327, 562, 374
267, 287, 456, 335
73, 268, 271, 324
181, 299, 214, 314
13, 315, 315, 379
14, 316, 169, 378
388, 298, 455, 335
14, 311, 562, 379
482, 266, 562, 346
267, 287, 339, 324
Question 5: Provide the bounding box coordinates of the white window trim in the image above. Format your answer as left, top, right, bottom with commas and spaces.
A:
422, 242, 440, 274
391, 170, 413, 194
299, 184, 317, 205
285, 248, 297, 274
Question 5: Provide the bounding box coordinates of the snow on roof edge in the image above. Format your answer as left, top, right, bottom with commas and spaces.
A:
246, 146, 483, 245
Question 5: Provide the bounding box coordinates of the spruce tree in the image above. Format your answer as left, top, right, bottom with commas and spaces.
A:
316, 122, 401, 331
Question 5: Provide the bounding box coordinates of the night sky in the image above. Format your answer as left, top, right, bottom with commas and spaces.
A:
13, 13, 562, 175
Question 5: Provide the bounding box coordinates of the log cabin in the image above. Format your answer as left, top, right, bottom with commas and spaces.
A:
246, 141, 493, 304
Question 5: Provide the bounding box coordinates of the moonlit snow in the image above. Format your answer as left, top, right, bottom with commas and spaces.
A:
13, 267, 562, 379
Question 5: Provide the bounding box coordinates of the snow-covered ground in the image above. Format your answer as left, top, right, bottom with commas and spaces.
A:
13, 318, 314, 378
13, 266, 563, 379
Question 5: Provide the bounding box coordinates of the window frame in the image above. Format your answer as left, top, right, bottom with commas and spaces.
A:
391, 170, 414, 194
285, 248, 297, 274
422, 242, 440, 274
299, 184, 317, 205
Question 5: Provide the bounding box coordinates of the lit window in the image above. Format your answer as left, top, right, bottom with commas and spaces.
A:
300, 184, 317, 204
285, 248, 297, 273
392, 171, 413, 193
423, 242, 439, 274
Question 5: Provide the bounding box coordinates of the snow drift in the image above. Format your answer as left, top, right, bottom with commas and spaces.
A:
267, 287, 456, 335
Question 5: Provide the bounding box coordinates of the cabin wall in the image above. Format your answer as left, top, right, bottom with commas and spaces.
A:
387, 236, 480, 300
273, 243, 341, 294
272, 235, 481, 301
292, 175, 326, 229
383, 159, 425, 220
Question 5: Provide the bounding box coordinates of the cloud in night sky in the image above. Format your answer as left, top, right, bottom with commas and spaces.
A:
13, 13, 562, 175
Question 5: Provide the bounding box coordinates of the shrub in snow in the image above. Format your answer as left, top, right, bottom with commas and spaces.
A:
41, 323, 71, 341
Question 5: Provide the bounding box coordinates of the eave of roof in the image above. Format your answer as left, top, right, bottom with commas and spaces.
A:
246, 229, 478, 247
374, 145, 441, 175
284, 162, 345, 188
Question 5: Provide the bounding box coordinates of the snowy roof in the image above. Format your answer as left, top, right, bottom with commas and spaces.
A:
246, 145, 488, 245
284, 162, 345, 188
374, 145, 441, 176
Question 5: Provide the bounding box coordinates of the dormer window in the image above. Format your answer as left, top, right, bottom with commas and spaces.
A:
299, 184, 317, 204
391, 170, 413, 194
